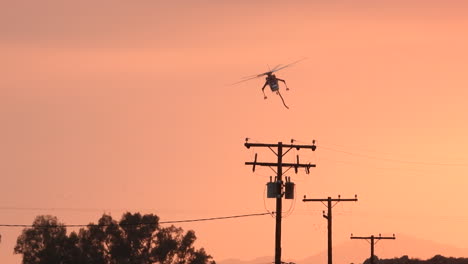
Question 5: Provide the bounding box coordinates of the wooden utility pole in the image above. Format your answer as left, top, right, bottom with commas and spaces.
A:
244, 139, 316, 264
303, 195, 358, 264
350, 234, 395, 264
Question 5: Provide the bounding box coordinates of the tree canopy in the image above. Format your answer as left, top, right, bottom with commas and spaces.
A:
15, 213, 215, 264
366, 255, 468, 264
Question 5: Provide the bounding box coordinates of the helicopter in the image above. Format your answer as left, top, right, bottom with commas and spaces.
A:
233, 58, 307, 109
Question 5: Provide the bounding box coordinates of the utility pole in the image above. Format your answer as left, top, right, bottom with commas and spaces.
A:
302, 195, 358, 264
350, 234, 395, 264
244, 139, 317, 264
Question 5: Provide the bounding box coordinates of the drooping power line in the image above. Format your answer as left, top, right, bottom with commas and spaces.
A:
320, 145, 468, 167
0, 212, 270, 229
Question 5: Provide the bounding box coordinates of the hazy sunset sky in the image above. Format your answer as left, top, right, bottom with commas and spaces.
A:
2, 1, 468, 263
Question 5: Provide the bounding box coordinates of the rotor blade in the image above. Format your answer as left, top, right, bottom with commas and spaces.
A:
240, 73, 261, 79
240, 70, 271, 80
231, 75, 263, 85
232, 70, 271, 85
271, 57, 308, 73
270, 64, 283, 72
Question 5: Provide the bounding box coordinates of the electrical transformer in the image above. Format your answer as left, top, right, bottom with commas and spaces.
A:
285, 179, 295, 199
266, 177, 278, 198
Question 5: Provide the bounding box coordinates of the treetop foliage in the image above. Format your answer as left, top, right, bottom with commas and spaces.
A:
368, 255, 468, 264
15, 213, 216, 264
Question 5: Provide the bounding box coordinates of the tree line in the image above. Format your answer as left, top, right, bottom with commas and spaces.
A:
366, 255, 468, 264
14, 212, 216, 264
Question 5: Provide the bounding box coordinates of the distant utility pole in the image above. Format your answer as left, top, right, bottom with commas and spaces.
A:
350, 234, 396, 264
244, 139, 317, 264
302, 195, 358, 264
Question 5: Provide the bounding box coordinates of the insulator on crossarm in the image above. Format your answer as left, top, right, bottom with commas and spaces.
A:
295, 155, 299, 173
252, 153, 257, 172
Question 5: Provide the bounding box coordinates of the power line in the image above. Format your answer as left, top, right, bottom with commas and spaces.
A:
320, 145, 468, 166
0, 206, 120, 212
0, 212, 270, 229
161, 212, 270, 224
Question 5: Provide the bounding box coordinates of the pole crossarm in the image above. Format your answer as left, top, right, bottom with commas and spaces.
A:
350, 234, 396, 240
245, 162, 316, 168
244, 142, 317, 151
303, 198, 357, 202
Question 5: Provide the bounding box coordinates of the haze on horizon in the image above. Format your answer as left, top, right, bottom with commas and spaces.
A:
2, 1, 468, 263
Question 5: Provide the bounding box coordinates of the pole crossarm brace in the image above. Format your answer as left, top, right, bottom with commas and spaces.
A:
245, 142, 316, 157
244, 139, 317, 175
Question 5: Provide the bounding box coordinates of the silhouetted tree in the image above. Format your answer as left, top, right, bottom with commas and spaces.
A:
15, 213, 215, 264
363, 255, 380, 264
374, 255, 468, 264
14, 215, 80, 264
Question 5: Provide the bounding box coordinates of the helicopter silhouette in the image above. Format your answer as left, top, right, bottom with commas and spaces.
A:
233, 58, 307, 109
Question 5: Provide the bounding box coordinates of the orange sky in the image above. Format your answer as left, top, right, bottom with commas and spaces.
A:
2, 1, 468, 263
